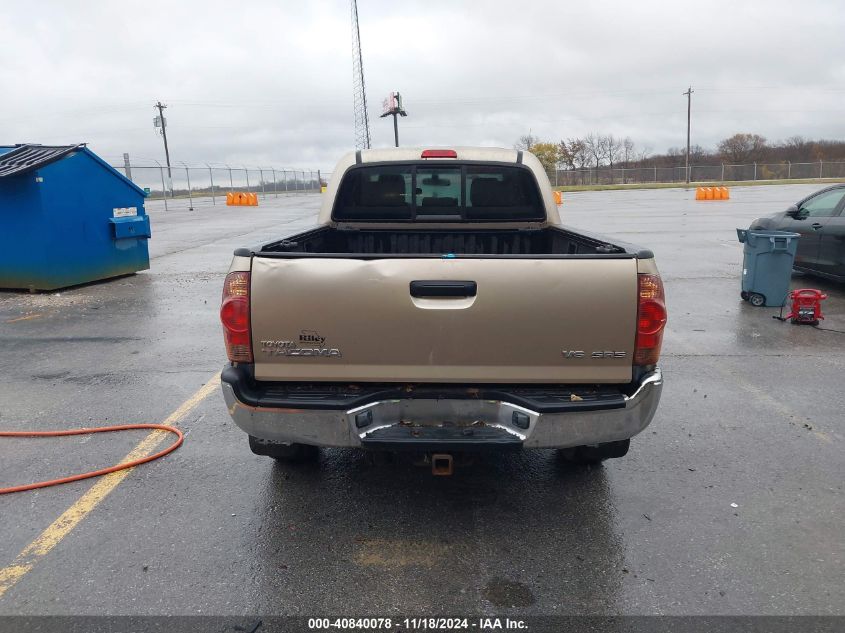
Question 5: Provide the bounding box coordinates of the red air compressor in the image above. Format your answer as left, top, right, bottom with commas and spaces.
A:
784, 289, 827, 325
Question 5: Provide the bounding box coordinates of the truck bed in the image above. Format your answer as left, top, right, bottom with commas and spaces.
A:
253, 225, 638, 258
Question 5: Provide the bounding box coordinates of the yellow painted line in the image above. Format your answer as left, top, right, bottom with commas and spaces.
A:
0, 373, 221, 599
5, 314, 43, 323
353, 537, 453, 569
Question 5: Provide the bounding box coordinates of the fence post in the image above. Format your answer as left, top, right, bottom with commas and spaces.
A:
245, 167, 250, 193
293, 170, 298, 192
753, 162, 757, 181
654, 166, 657, 183
283, 170, 288, 193
819, 160, 824, 179
183, 164, 194, 211
787, 161, 791, 180
721, 163, 724, 182
272, 168, 278, 197
260, 168, 265, 197
206, 164, 215, 205
318, 169, 322, 191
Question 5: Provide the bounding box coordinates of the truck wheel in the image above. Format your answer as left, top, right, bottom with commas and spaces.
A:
248, 436, 319, 462
748, 293, 766, 307
558, 439, 630, 465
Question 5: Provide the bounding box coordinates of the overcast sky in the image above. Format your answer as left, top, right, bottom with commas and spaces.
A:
1, 0, 843, 171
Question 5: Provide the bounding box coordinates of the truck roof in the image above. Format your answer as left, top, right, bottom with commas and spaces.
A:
320, 146, 560, 226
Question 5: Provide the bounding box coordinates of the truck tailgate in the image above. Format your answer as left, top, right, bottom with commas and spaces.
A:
250, 256, 637, 384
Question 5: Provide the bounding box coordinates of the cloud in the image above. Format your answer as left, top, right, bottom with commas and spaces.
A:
0, 0, 842, 172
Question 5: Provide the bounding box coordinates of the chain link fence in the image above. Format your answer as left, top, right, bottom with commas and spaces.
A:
109, 157, 333, 209
548, 161, 845, 187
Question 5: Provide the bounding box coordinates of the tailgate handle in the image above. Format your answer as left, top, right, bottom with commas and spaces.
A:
410, 280, 477, 298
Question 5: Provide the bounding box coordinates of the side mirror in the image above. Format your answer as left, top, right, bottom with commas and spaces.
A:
786, 205, 801, 218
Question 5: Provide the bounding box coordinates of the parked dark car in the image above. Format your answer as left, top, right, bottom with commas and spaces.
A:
750, 184, 845, 282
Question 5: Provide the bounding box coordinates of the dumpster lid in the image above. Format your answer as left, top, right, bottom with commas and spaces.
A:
0, 143, 85, 177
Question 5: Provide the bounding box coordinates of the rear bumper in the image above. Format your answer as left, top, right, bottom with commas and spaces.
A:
221, 367, 663, 450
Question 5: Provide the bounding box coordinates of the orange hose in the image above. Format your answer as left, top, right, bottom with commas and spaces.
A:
0, 424, 183, 495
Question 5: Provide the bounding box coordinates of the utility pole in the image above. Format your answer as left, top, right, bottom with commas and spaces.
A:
154, 101, 173, 193
683, 87, 693, 184
380, 91, 407, 147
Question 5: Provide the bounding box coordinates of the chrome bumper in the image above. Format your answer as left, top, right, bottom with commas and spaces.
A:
221, 368, 663, 449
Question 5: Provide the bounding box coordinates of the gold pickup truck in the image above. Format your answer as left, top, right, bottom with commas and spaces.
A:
220, 147, 666, 470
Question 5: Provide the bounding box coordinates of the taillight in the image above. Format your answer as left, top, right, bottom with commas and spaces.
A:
221, 271, 252, 363
421, 149, 457, 159
634, 273, 667, 366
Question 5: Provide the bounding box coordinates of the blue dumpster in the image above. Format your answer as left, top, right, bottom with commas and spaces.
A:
736, 228, 800, 307
0, 143, 150, 291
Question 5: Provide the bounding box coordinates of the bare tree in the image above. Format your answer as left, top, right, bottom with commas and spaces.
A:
665, 147, 685, 167
718, 133, 768, 163
557, 140, 574, 170
604, 134, 623, 168
514, 134, 539, 151
689, 144, 708, 163
558, 138, 588, 169
584, 133, 606, 168
622, 137, 636, 166
780, 136, 811, 162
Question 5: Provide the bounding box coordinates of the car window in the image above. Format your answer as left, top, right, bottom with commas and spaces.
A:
799, 189, 845, 217
415, 167, 461, 216
333, 163, 545, 222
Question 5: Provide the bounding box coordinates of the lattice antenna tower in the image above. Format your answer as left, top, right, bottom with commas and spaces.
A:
351, 0, 371, 149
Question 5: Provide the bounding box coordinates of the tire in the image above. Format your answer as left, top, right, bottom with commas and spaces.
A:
248, 435, 319, 462
558, 439, 630, 465
740, 291, 749, 301
749, 293, 766, 307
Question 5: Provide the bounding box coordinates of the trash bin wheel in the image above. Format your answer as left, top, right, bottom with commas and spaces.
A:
749, 293, 766, 307
248, 435, 319, 462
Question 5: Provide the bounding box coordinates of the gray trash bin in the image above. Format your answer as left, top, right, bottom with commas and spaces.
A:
736, 229, 800, 307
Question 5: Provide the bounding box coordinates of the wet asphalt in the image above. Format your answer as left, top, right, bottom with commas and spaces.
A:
0, 185, 842, 616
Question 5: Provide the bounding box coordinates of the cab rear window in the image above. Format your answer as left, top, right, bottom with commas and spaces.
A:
332, 163, 545, 222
